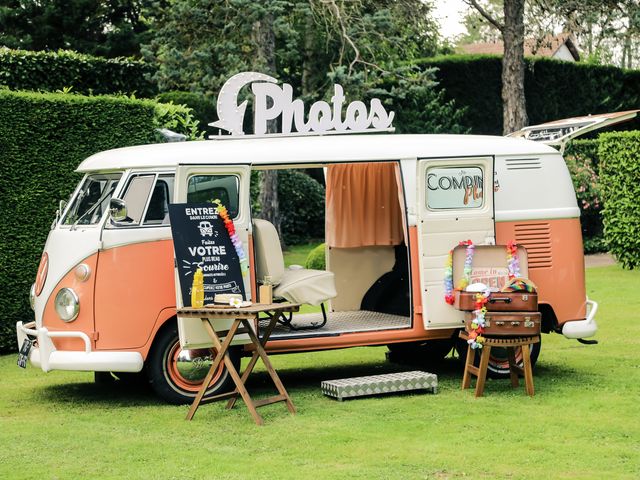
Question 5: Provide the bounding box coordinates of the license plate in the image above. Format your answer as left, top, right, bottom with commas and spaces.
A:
17, 338, 33, 368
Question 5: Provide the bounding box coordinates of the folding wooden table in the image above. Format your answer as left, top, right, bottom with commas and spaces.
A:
178, 303, 300, 425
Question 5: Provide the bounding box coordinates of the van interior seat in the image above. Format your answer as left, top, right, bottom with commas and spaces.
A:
252, 219, 337, 306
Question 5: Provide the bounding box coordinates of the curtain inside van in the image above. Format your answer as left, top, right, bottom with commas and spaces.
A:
326, 162, 404, 248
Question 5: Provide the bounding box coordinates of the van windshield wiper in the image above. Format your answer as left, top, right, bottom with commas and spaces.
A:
70, 186, 116, 230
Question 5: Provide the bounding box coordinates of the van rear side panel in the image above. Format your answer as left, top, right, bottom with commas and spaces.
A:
494, 153, 587, 326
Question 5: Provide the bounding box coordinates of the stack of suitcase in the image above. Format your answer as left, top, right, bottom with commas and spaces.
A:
454, 289, 541, 336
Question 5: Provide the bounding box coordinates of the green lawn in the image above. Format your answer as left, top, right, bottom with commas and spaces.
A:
1, 264, 639, 479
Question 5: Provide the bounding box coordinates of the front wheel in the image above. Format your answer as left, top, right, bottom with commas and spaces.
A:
146, 322, 240, 404
455, 334, 541, 378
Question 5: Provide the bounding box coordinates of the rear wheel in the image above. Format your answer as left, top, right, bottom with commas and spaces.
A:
455, 334, 541, 378
146, 321, 240, 404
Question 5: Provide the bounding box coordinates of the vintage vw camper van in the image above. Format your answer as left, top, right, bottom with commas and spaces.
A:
17, 132, 600, 404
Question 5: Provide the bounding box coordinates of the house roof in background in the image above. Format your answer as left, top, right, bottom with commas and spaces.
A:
459, 33, 580, 61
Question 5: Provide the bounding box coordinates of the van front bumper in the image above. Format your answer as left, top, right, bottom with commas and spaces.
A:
562, 299, 598, 339
16, 321, 143, 373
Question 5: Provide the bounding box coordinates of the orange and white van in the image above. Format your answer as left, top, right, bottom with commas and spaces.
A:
19, 77, 633, 403
17, 130, 603, 404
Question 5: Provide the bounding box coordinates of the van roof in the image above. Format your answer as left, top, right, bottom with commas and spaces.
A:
76, 134, 559, 172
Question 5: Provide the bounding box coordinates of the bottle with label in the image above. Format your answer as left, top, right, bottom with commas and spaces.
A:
191, 267, 204, 307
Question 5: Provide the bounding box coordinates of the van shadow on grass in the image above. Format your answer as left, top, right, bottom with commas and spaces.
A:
38, 374, 164, 407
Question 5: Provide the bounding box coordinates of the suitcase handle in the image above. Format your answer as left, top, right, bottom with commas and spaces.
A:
489, 296, 512, 304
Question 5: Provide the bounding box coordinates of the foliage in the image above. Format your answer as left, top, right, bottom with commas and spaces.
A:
564, 139, 606, 253
0, 48, 156, 96
251, 170, 325, 246
156, 91, 217, 133
457, 1, 640, 69
0, 0, 154, 58
305, 243, 327, 270
144, 0, 444, 97
417, 54, 640, 135
0, 89, 196, 352
598, 131, 640, 269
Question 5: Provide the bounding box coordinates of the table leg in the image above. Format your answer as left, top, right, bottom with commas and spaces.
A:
462, 344, 475, 390
507, 347, 520, 388
185, 319, 240, 421
522, 343, 535, 396
226, 313, 281, 410
245, 321, 296, 415
475, 345, 492, 397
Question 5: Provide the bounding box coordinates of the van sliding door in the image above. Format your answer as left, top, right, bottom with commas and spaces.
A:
417, 157, 495, 329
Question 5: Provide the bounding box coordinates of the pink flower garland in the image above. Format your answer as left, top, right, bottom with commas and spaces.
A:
213, 199, 248, 274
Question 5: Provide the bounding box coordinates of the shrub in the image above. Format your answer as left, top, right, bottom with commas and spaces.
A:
156, 91, 217, 135
0, 90, 197, 352
598, 131, 640, 269
0, 48, 156, 97
416, 55, 640, 135
305, 244, 327, 270
251, 170, 325, 246
564, 139, 606, 253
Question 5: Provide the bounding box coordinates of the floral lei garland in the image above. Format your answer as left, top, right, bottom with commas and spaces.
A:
443, 239, 522, 349
213, 199, 249, 275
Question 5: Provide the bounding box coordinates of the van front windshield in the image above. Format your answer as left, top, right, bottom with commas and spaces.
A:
62, 173, 122, 226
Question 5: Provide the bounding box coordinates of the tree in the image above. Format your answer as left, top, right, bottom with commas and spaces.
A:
465, 0, 528, 135
0, 0, 153, 57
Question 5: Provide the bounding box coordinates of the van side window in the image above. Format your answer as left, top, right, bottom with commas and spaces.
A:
122, 175, 155, 224
426, 166, 484, 209
143, 176, 174, 225
187, 175, 240, 218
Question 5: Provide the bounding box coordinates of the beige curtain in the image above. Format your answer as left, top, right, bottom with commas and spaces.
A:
326, 162, 404, 248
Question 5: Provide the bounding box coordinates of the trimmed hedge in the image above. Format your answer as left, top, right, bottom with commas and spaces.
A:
305, 244, 327, 270
598, 131, 640, 269
0, 48, 157, 97
0, 90, 196, 352
564, 139, 606, 253
417, 55, 640, 135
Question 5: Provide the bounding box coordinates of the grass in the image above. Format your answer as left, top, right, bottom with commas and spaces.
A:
1, 263, 639, 479
283, 242, 321, 267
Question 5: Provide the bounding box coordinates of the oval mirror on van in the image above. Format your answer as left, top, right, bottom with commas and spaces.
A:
109, 198, 128, 222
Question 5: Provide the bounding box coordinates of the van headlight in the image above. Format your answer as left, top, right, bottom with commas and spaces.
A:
29, 283, 36, 311
54, 288, 80, 322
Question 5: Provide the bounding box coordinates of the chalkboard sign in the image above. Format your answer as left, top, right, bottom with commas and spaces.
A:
169, 203, 246, 306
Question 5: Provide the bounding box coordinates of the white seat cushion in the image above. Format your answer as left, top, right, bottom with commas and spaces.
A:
274, 269, 337, 306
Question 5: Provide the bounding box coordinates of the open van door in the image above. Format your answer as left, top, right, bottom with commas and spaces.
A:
172, 163, 252, 348
507, 109, 639, 152
417, 157, 495, 330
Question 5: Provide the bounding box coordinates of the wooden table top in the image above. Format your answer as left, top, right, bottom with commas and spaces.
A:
177, 302, 300, 317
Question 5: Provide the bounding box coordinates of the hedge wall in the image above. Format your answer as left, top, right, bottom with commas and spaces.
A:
417, 55, 640, 135
0, 48, 157, 97
0, 90, 196, 352
598, 131, 640, 269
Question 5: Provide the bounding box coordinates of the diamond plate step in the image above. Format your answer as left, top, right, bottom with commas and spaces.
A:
321, 371, 438, 401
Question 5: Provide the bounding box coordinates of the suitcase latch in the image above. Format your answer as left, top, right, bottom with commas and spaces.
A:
495, 321, 505, 326
522, 294, 529, 301
524, 320, 535, 328
511, 321, 520, 326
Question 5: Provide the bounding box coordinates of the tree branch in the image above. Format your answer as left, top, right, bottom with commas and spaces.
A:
465, 0, 505, 32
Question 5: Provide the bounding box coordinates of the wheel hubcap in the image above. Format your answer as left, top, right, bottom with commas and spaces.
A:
166, 343, 224, 392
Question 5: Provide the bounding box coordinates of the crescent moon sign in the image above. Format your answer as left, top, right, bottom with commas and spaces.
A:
209, 72, 278, 135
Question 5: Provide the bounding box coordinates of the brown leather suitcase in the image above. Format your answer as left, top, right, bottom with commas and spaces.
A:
465, 311, 542, 336
455, 291, 538, 312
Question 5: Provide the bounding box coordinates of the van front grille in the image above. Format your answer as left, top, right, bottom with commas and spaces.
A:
514, 223, 552, 269
505, 158, 542, 170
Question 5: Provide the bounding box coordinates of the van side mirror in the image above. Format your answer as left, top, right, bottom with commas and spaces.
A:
109, 198, 128, 222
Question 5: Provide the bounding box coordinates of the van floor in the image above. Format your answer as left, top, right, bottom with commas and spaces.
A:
262, 310, 411, 340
